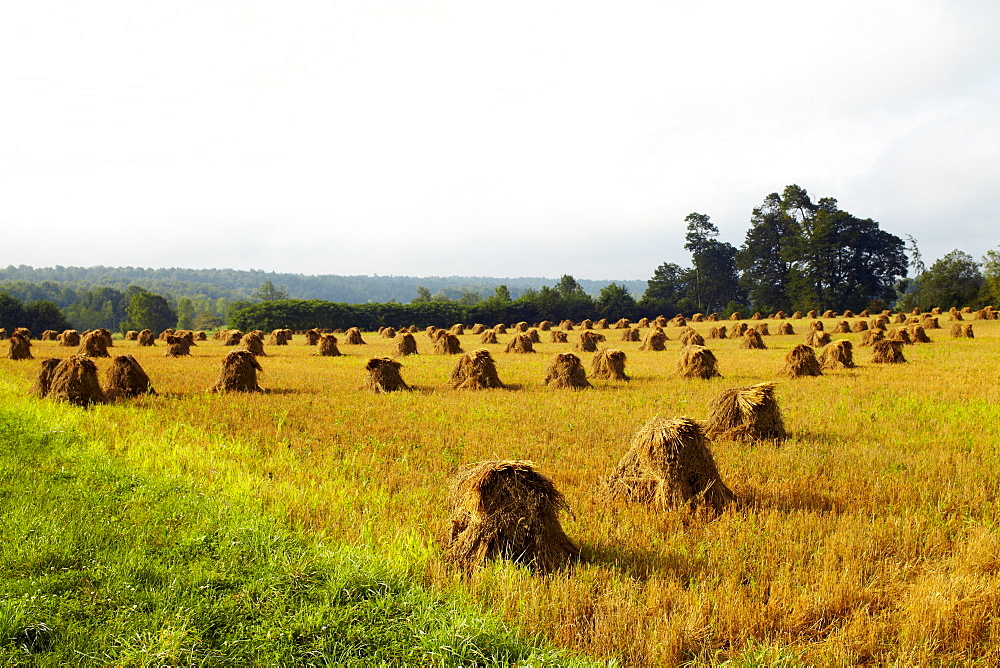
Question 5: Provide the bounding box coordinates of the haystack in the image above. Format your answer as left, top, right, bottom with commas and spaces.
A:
195, 331, 208, 341
859, 329, 885, 347
137, 329, 155, 346
922, 316, 940, 329
394, 332, 418, 356
55, 330, 79, 347
493, 324, 508, 335
850, 320, 868, 333
740, 329, 767, 350
124, 330, 138, 341
754, 323, 770, 336
591, 348, 628, 381
859, 309, 870, 317
175, 330, 195, 346
843, 310, 855, 318
679, 329, 705, 346
479, 330, 499, 344
951, 323, 974, 338
512, 322, 528, 333
871, 339, 906, 364
505, 333, 535, 354
538, 321, 553, 331
77, 330, 110, 358
706, 313, 719, 322
239, 332, 266, 356
158, 329, 174, 341
653, 316, 668, 328
105, 355, 156, 400
221, 329, 242, 346
791, 311, 803, 319
579, 319, 593, 330
595, 318, 609, 329
691, 313, 704, 322
41, 330, 57, 341
806, 310, 817, 319
33, 358, 61, 397
442, 460, 579, 573
779, 344, 822, 377
728, 322, 748, 338
447, 349, 505, 389
776, 323, 794, 335
575, 331, 601, 353
707, 325, 727, 339
832, 320, 851, 334
670, 315, 687, 328
705, 383, 786, 443
620, 328, 640, 342
729, 312, 741, 321
364, 357, 411, 393
636, 317, 650, 328
676, 345, 721, 379
304, 329, 321, 345
211, 350, 263, 392
381, 326, 397, 339
908, 325, 931, 343
607, 416, 736, 512
164, 334, 192, 357
818, 340, 855, 369
45, 356, 106, 407
471, 324, 486, 335
870, 317, 888, 331
268, 329, 291, 345
343, 327, 366, 344
886, 328, 912, 345
751, 312, 761, 320
808, 320, 824, 331
821, 310, 835, 318
550, 330, 568, 343
639, 329, 667, 351
426, 326, 439, 339
804, 330, 831, 347
0, 328, 6, 340
527, 328, 541, 343
543, 352, 591, 389
434, 332, 463, 355
315, 334, 341, 357
892, 313, 907, 324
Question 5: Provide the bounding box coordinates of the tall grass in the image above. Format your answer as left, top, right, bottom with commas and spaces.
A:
2, 319, 999, 664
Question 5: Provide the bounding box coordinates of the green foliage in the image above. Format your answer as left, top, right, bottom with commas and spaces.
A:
0, 292, 26, 331
595, 283, 637, 321
125, 288, 177, 333
0, 293, 70, 333
909, 250, 984, 310
0, 406, 577, 666
684, 213, 744, 313
252, 280, 289, 302
640, 263, 689, 316
412, 286, 433, 303
982, 248, 1000, 306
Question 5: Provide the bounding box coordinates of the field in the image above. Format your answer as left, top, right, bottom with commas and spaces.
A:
3, 317, 1000, 665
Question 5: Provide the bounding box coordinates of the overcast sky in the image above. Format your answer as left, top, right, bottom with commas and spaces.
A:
3, 1, 998, 281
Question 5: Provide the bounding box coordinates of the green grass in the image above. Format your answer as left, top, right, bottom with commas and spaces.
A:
0, 401, 587, 666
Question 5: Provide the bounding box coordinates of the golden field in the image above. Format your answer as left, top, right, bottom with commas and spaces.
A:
3, 318, 1000, 665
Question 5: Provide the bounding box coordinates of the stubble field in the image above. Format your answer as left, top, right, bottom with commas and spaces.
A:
3, 317, 1000, 665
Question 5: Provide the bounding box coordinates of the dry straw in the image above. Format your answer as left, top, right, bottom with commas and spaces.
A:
211, 350, 263, 393
239, 332, 266, 357
394, 332, 418, 356
818, 340, 855, 370
574, 331, 601, 353
950, 323, 974, 338
591, 348, 629, 381
705, 382, 787, 443
365, 357, 411, 393
221, 329, 242, 346
886, 328, 913, 345
607, 416, 736, 512
164, 335, 192, 357
707, 325, 727, 339
304, 329, 321, 345
33, 358, 61, 398
78, 331, 110, 358
779, 344, 822, 377
908, 325, 931, 343
505, 333, 535, 354
434, 332, 463, 355
639, 329, 668, 351
850, 320, 869, 333
679, 329, 705, 346
832, 320, 851, 333
754, 323, 770, 336
59, 330, 81, 347
871, 339, 906, 364
549, 330, 568, 344
315, 334, 341, 357
105, 355, 156, 400
479, 330, 499, 344
859, 329, 885, 347
544, 352, 591, 389
7, 334, 33, 360
740, 330, 767, 350
442, 460, 579, 574
804, 330, 831, 347
620, 328, 640, 342
776, 322, 794, 335
676, 345, 721, 379
447, 349, 505, 390
44, 356, 106, 407
343, 327, 366, 344
728, 322, 748, 339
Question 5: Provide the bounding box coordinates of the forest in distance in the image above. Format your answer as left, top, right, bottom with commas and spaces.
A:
2, 185, 999, 334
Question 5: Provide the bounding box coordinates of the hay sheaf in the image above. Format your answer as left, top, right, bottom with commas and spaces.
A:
45, 356, 106, 407
679, 329, 705, 347
776, 322, 794, 335
705, 382, 787, 443
676, 345, 721, 380
620, 328, 640, 342
41, 330, 58, 341
922, 316, 940, 329
393, 332, 418, 356
105, 355, 156, 400
505, 333, 535, 354
343, 327, 366, 344
58, 330, 81, 347
908, 325, 931, 343
268, 329, 293, 345
831, 320, 851, 334
591, 349, 629, 381
471, 324, 486, 335
211, 350, 264, 393
859, 329, 885, 347
779, 344, 822, 378
304, 329, 321, 345
728, 322, 748, 339
7, 334, 33, 360
753, 323, 770, 336
164, 335, 192, 357
808, 320, 824, 332
434, 332, 463, 355
639, 329, 668, 351
574, 331, 602, 353
871, 339, 906, 364
448, 349, 505, 390
950, 323, 974, 338
33, 358, 61, 398
221, 329, 243, 346
479, 330, 499, 344
239, 332, 266, 357
77, 331, 110, 358
707, 325, 727, 339
607, 416, 736, 512
315, 334, 342, 357
364, 357, 411, 393
886, 328, 913, 345
442, 460, 579, 574
550, 330, 568, 344
850, 320, 869, 333
544, 353, 591, 389
818, 340, 855, 370
137, 329, 156, 347
740, 330, 767, 350
804, 330, 831, 348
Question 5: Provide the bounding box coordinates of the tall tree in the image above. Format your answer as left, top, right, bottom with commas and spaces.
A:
125, 289, 177, 333
737, 193, 797, 313
683, 213, 742, 313
253, 281, 289, 302
911, 250, 984, 310
596, 283, 637, 321
640, 263, 689, 316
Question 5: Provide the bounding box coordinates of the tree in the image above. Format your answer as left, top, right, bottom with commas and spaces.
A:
596, 283, 637, 321
556, 274, 585, 299
493, 285, 511, 302
983, 248, 1000, 306
553, 275, 594, 320
176, 297, 195, 330
23, 300, 71, 332
0, 291, 25, 331
412, 286, 433, 303
736, 193, 797, 313
911, 250, 984, 310
683, 213, 743, 313
640, 263, 689, 316
253, 281, 289, 302
125, 289, 177, 333
456, 289, 482, 305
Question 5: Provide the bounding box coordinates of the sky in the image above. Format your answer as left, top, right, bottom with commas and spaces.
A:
2, 1, 998, 281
